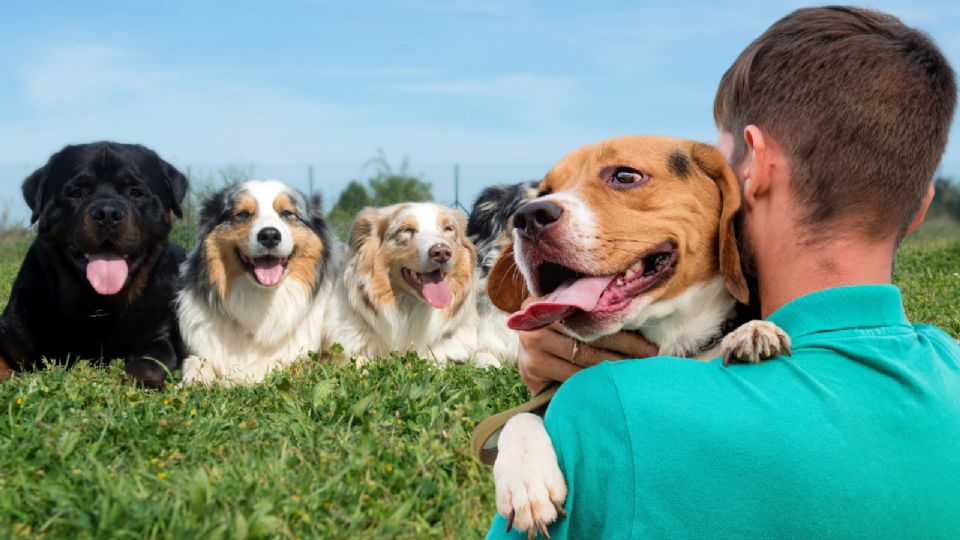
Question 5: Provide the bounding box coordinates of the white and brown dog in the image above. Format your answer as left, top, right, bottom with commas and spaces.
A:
177, 180, 339, 385
483, 136, 791, 534
329, 202, 497, 367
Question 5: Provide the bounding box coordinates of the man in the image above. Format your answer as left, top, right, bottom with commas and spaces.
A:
488, 6, 959, 539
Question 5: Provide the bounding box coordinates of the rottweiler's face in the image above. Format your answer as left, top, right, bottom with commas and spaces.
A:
23, 142, 187, 297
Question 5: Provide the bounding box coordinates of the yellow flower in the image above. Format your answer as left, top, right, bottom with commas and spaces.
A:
190, 408, 197, 417
15, 397, 23, 406
157, 472, 167, 480
385, 464, 393, 473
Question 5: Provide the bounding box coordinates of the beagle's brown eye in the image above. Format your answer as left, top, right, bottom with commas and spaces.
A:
607, 167, 649, 189
69, 188, 84, 199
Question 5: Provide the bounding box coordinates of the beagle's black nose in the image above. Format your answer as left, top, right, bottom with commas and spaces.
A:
513, 200, 563, 240
429, 243, 452, 264
257, 227, 282, 249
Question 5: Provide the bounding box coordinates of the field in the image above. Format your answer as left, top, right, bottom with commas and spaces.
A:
0, 221, 959, 539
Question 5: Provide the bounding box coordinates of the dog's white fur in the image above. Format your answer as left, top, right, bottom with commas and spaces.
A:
330, 203, 498, 367
178, 180, 336, 385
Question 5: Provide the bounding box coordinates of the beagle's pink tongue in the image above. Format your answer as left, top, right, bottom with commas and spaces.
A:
420, 270, 452, 309
507, 275, 617, 331
253, 258, 284, 286
86, 252, 129, 295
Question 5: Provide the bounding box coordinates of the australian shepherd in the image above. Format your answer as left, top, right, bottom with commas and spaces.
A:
177, 180, 339, 384
329, 202, 496, 367
467, 181, 539, 363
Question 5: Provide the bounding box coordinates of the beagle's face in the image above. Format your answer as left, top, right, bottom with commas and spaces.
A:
348, 203, 477, 312
502, 135, 745, 341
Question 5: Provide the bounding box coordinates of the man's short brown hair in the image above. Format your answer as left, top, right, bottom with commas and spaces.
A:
714, 6, 956, 239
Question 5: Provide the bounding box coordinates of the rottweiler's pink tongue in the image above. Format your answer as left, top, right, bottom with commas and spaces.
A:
507, 275, 617, 331
253, 258, 284, 286
86, 252, 129, 295
420, 270, 452, 309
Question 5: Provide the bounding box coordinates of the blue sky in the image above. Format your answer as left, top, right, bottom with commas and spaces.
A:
1, 0, 958, 221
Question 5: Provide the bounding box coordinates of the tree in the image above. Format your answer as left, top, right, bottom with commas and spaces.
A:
328, 151, 433, 239
332, 181, 372, 217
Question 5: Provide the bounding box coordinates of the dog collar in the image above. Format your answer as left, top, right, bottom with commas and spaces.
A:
89, 309, 111, 319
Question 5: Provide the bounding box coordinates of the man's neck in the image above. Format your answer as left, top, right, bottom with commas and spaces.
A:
757, 235, 897, 318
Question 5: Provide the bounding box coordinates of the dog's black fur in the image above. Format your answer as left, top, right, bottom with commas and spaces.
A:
467, 181, 539, 278
0, 142, 188, 388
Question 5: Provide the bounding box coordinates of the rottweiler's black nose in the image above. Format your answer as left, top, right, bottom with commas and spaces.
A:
513, 200, 563, 240
90, 202, 125, 228
257, 227, 282, 249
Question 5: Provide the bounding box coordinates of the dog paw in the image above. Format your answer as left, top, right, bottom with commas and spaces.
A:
473, 352, 503, 369
722, 320, 792, 365
494, 413, 567, 538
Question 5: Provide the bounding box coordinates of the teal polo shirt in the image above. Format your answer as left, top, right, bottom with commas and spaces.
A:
487, 285, 960, 539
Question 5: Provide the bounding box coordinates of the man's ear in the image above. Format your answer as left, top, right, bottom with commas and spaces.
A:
905, 182, 936, 237
692, 142, 749, 305
22, 163, 51, 224
158, 159, 189, 219
487, 245, 528, 313
348, 207, 382, 253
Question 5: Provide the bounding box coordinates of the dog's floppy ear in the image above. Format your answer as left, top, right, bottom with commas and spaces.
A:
691, 142, 749, 305
22, 163, 51, 225
348, 207, 383, 253
199, 187, 230, 230
451, 210, 478, 260
305, 193, 331, 240
158, 159, 189, 219
487, 245, 529, 313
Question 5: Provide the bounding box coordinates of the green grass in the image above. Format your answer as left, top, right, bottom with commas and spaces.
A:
0, 357, 527, 538
0, 219, 958, 539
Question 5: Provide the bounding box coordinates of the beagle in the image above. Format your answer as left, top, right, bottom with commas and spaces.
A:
480, 135, 791, 535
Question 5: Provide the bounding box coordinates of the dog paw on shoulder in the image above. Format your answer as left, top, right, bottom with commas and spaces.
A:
494, 412, 568, 538
722, 320, 792, 365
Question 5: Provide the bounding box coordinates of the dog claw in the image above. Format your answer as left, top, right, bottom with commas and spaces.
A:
539, 521, 551, 538
721, 320, 791, 365
553, 500, 566, 518
507, 510, 515, 532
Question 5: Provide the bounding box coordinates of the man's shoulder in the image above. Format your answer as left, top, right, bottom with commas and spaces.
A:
913, 322, 960, 352
546, 357, 747, 444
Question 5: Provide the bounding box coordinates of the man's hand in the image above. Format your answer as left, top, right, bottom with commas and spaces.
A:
517, 323, 659, 394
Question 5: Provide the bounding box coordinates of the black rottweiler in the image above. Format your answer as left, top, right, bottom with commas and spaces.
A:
0, 142, 188, 388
